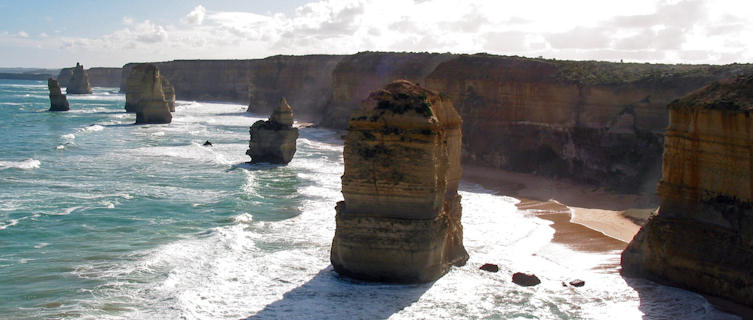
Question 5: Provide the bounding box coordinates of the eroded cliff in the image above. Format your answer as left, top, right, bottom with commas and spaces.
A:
66, 63, 92, 94
622, 75, 753, 306
330, 80, 468, 283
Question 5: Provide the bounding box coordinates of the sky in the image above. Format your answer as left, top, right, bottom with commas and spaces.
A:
0, 0, 751, 68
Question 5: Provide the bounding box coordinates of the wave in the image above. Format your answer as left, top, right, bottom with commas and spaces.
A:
0, 158, 40, 170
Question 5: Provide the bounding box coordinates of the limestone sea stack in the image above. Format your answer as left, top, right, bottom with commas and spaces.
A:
66, 63, 92, 94
161, 77, 176, 112
246, 97, 299, 164
622, 74, 753, 306
47, 78, 69, 111
330, 80, 469, 283
124, 63, 172, 124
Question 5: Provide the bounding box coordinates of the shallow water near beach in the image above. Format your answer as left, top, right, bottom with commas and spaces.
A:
0, 79, 738, 319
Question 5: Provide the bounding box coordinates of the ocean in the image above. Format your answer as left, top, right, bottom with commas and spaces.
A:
0, 79, 738, 319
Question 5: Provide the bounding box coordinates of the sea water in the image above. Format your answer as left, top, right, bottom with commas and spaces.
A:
0, 79, 738, 319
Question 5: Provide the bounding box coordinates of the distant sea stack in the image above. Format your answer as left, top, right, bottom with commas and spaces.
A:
161, 77, 176, 112
622, 74, 753, 306
125, 63, 172, 124
65, 63, 92, 94
246, 97, 299, 164
330, 80, 468, 283
47, 78, 69, 111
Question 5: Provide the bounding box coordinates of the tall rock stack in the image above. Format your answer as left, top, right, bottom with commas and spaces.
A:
622, 75, 753, 306
246, 97, 299, 164
65, 63, 92, 94
330, 80, 469, 283
47, 78, 69, 111
161, 77, 176, 112
124, 63, 172, 124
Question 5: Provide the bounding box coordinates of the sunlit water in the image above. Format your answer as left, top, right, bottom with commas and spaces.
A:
0, 79, 737, 319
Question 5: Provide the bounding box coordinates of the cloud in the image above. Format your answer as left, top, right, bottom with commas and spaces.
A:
185, 5, 207, 25
17, 31, 28, 38
14, 0, 753, 67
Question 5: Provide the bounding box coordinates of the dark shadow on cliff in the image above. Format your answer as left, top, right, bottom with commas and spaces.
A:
621, 276, 749, 319
245, 266, 432, 320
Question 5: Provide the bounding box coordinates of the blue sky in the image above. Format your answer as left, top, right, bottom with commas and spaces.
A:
0, 0, 751, 68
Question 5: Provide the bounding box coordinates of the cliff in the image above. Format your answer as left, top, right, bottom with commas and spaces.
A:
319, 52, 455, 128
47, 78, 69, 111
246, 97, 299, 164
622, 74, 753, 306
425, 55, 753, 191
125, 64, 172, 124
330, 80, 468, 283
65, 63, 92, 94
57, 67, 121, 88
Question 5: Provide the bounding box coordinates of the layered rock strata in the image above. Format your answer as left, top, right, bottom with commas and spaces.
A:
47, 78, 69, 111
246, 97, 298, 164
125, 64, 172, 124
622, 75, 753, 306
65, 63, 92, 94
330, 80, 468, 283
58, 67, 121, 88
161, 77, 176, 112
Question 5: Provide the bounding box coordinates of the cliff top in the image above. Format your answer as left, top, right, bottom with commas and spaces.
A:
668, 74, 753, 112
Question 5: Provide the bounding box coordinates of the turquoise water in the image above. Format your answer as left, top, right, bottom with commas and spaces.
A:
0, 79, 738, 319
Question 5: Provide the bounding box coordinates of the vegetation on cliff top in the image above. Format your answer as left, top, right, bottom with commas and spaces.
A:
668, 74, 753, 111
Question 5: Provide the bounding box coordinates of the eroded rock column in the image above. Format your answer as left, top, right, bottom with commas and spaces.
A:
125, 63, 172, 124
246, 97, 299, 164
330, 79, 469, 283
66, 62, 92, 94
622, 75, 753, 306
47, 78, 69, 111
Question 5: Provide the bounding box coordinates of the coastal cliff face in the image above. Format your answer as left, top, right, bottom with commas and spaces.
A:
319, 52, 455, 129
66, 63, 92, 94
622, 75, 753, 306
246, 97, 299, 164
425, 55, 753, 191
161, 77, 176, 112
57, 67, 120, 88
47, 78, 69, 111
330, 80, 468, 283
125, 64, 172, 124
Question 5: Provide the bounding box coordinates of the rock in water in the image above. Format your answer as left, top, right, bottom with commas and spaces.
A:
246, 97, 298, 164
125, 64, 172, 124
161, 77, 176, 112
480, 263, 499, 273
47, 78, 69, 111
569, 279, 585, 287
622, 74, 753, 306
330, 80, 469, 283
65, 62, 92, 94
512, 272, 541, 287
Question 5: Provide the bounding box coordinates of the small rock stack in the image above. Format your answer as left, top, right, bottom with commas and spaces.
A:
161, 77, 176, 112
124, 63, 172, 124
246, 97, 299, 164
47, 78, 69, 111
66, 62, 92, 94
330, 80, 469, 283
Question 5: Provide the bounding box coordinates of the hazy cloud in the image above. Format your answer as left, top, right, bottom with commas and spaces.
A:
17, 31, 28, 38
185, 5, 207, 25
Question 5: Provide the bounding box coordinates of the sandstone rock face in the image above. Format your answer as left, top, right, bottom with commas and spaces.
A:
246, 97, 299, 164
47, 78, 69, 111
425, 55, 753, 192
622, 75, 753, 306
65, 63, 92, 94
330, 80, 468, 283
125, 64, 172, 124
161, 77, 176, 112
319, 52, 454, 129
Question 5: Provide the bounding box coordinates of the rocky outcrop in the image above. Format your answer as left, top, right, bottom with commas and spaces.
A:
330, 80, 468, 283
319, 52, 455, 129
58, 67, 120, 88
161, 77, 176, 112
512, 272, 541, 287
425, 55, 753, 192
622, 75, 753, 306
47, 78, 69, 111
65, 63, 92, 94
125, 64, 172, 124
246, 97, 298, 164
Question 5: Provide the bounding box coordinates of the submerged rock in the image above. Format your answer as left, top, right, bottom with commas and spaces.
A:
246, 97, 298, 164
47, 78, 69, 111
512, 272, 541, 287
65, 62, 92, 94
125, 64, 172, 124
622, 74, 753, 306
330, 80, 468, 283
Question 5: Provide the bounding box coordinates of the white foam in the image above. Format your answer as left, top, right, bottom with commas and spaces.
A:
0, 158, 40, 170
61, 134, 76, 140
0, 219, 19, 230
80, 124, 104, 133
56, 145, 65, 150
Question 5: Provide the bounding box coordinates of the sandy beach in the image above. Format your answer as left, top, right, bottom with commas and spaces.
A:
462, 164, 659, 245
